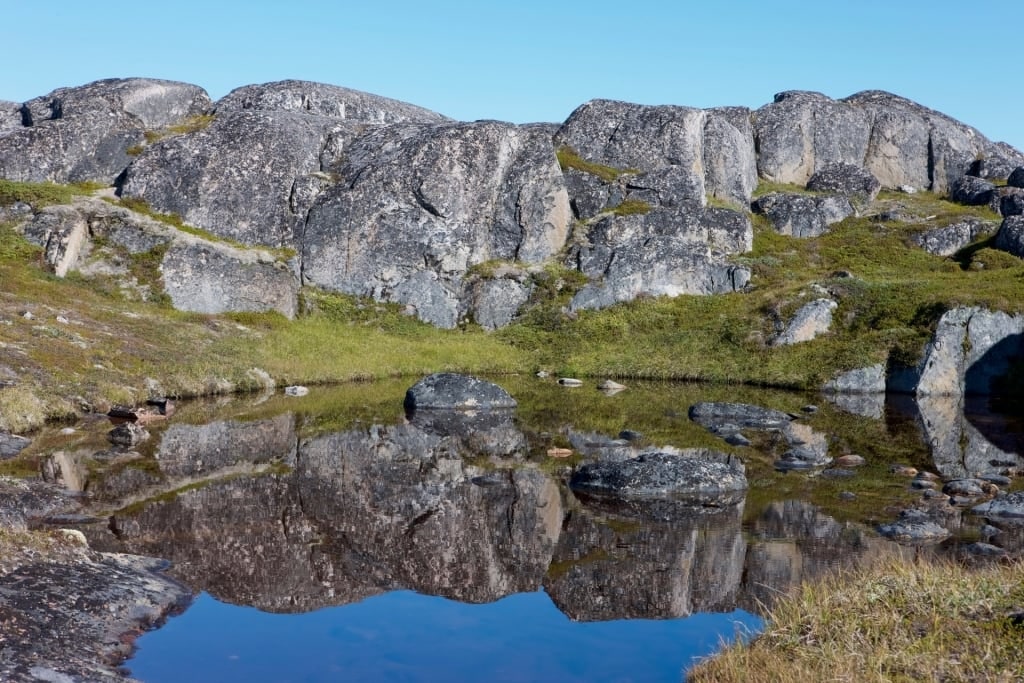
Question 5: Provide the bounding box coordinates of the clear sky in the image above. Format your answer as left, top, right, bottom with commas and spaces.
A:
4, 1, 1021, 149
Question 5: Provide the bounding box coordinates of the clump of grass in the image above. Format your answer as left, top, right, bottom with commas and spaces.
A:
609, 199, 652, 216
968, 247, 1023, 271
688, 558, 1024, 682
556, 146, 638, 183
0, 386, 47, 433
142, 114, 215, 145
0, 179, 99, 208
125, 145, 144, 156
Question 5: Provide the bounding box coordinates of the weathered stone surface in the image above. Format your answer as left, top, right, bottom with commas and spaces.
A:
772, 298, 837, 346
214, 79, 449, 124
569, 450, 745, 509
19, 205, 89, 277
915, 307, 1024, 397
404, 373, 516, 412
973, 492, 1024, 519
467, 277, 532, 330
155, 414, 296, 479
1008, 167, 1024, 188
555, 99, 708, 206
994, 215, 1024, 257
877, 508, 951, 543
806, 163, 881, 203
1000, 192, 1024, 217
911, 217, 996, 257
703, 108, 758, 207
107, 422, 148, 447
689, 402, 794, 431
949, 175, 996, 206
0, 432, 30, 460
751, 192, 855, 238
303, 121, 570, 327
776, 422, 831, 470
822, 364, 887, 394
0, 100, 20, 133
567, 206, 751, 310
161, 241, 299, 318
0, 78, 209, 184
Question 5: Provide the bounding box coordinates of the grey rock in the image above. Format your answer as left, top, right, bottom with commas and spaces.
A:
772, 298, 837, 346
959, 542, 1009, 560
215, 79, 448, 124
825, 392, 886, 419
821, 468, 856, 479
0, 100, 20, 133
689, 402, 794, 430
0, 78, 209, 184
973, 492, 1024, 519
777, 422, 830, 470
911, 218, 996, 257
303, 121, 570, 328
160, 242, 299, 319
703, 108, 758, 206
284, 385, 308, 397
467, 278, 532, 330
0, 432, 31, 460
555, 99, 708, 206
751, 192, 855, 238
877, 508, 951, 543
567, 206, 751, 311
942, 479, 990, 498
916, 394, 1024, 480
1008, 167, 1024, 188
19, 205, 89, 277
107, 422, 149, 447
994, 215, 1024, 257
600, 379, 628, 392
822, 364, 886, 394
155, 414, 296, 479
557, 378, 583, 387
754, 91, 872, 186
404, 373, 516, 412
949, 175, 996, 206
806, 163, 881, 203
121, 109, 356, 249
725, 433, 751, 447
1000, 192, 1024, 217
569, 449, 747, 507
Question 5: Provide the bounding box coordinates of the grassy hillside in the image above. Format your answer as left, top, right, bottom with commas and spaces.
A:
1, 179, 1022, 432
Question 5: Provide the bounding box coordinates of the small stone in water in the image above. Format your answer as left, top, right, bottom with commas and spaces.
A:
557, 378, 583, 387
284, 386, 309, 397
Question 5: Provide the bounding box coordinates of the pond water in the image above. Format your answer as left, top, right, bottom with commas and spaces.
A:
28, 377, 1024, 682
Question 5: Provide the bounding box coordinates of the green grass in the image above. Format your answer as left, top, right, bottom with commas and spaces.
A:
0, 179, 103, 208
556, 146, 639, 182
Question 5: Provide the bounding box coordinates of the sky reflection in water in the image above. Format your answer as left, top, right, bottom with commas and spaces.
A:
130, 590, 760, 683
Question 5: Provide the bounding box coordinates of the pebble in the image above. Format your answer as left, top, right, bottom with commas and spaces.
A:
284, 386, 309, 397
557, 378, 583, 387
834, 454, 866, 468
598, 379, 627, 391
839, 491, 857, 501
801, 405, 818, 414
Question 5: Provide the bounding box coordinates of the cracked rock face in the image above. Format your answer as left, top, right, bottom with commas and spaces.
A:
302, 120, 570, 327
0, 78, 210, 184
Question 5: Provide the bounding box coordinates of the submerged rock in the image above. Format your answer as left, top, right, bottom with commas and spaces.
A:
404, 373, 516, 412
689, 402, 794, 431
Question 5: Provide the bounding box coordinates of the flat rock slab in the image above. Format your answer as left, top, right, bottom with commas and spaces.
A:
404, 373, 517, 412
569, 449, 747, 504
973, 491, 1024, 519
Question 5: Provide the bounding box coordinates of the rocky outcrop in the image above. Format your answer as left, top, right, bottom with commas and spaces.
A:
404, 373, 517, 412
567, 206, 752, 310
0, 78, 209, 184
302, 121, 570, 327
754, 89, 1023, 194
911, 217, 996, 257
752, 192, 855, 238
772, 298, 837, 346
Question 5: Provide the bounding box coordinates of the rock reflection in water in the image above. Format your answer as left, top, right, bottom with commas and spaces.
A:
915, 395, 1023, 479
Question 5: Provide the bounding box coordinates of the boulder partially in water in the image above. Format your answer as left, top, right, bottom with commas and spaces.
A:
404, 373, 517, 412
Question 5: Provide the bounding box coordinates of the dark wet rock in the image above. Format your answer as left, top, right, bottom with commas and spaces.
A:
1000, 192, 1024, 217
404, 373, 516, 412
0, 551, 191, 682
911, 218, 997, 257
107, 422, 149, 447
160, 241, 300, 318
806, 163, 881, 203
878, 508, 951, 543
751, 192, 855, 238
0, 433, 31, 460
544, 501, 745, 621
409, 409, 527, 459
618, 429, 642, 441
994, 215, 1024, 257
566, 206, 752, 311
772, 298, 837, 346
0, 78, 210, 184
303, 121, 569, 327
689, 402, 794, 431
569, 449, 747, 513
973, 492, 1024, 519
1008, 167, 1024, 188
725, 433, 752, 447
949, 175, 996, 206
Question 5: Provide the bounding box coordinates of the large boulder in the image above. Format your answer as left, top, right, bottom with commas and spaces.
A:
751, 192, 855, 238
567, 206, 751, 311
569, 449, 748, 511
703, 107, 758, 207
0, 78, 210, 184
806, 163, 881, 204
302, 121, 570, 328
994, 215, 1024, 258
949, 175, 997, 206
404, 373, 517, 412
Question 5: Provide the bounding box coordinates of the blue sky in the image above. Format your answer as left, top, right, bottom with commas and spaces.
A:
5, 1, 1021, 149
